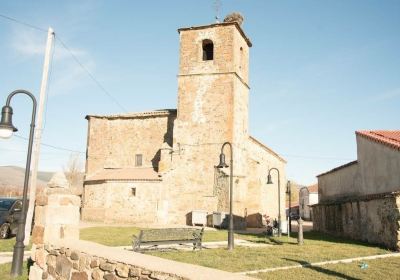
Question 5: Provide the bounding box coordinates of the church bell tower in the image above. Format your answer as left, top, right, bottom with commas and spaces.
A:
174, 16, 252, 154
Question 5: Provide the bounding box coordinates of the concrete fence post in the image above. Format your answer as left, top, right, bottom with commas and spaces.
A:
29, 173, 81, 280
297, 217, 304, 245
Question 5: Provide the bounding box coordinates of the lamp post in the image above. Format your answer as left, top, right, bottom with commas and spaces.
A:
286, 180, 291, 237
0, 89, 37, 277
267, 167, 282, 237
216, 142, 234, 250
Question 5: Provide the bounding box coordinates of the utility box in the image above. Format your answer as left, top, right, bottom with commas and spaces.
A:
189, 210, 208, 226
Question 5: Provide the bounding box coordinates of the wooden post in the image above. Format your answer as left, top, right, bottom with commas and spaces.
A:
24, 27, 55, 245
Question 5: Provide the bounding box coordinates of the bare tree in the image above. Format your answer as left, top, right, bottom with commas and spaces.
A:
63, 153, 84, 195
286, 180, 300, 206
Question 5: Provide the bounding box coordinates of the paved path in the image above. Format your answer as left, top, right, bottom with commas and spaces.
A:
0, 251, 31, 265
237, 252, 400, 275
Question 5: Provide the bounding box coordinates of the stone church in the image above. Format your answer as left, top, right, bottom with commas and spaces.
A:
82, 15, 287, 227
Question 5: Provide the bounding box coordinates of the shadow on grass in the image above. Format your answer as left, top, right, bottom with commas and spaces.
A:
283, 258, 361, 280
235, 230, 388, 249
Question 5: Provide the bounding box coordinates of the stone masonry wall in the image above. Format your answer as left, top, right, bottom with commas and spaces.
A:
86, 113, 175, 175
178, 24, 249, 84
244, 138, 287, 227
30, 244, 185, 280
82, 181, 162, 224
312, 193, 400, 250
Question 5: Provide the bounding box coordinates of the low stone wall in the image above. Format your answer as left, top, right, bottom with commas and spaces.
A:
312, 192, 400, 250
29, 242, 183, 280
28, 184, 255, 280
29, 239, 255, 280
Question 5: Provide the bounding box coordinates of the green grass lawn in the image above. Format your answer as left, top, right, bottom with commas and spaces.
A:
0, 228, 396, 280
80, 227, 391, 275
79, 226, 230, 246
0, 238, 31, 252
256, 256, 400, 280
0, 262, 28, 280
147, 235, 389, 273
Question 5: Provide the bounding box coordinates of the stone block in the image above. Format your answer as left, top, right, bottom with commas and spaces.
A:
90, 258, 100, 268
149, 272, 169, 280
35, 247, 48, 269
115, 263, 129, 278
36, 195, 49, 206
100, 262, 116, 272
71, 271, 89, 280
29, 264, 44, 280
31, 244, 38, 261
79, 254, 89, 271
129, 267, 141, 277
48, 264, 56, 277
71, 250, 80, 260
91, 268, 104, 280
32, 225, 45, 244
45, 224, 79, 243
66, 248, 72, 257
103, 274, 118, 280
42, 205, 80, 225
55, 255, 72, 279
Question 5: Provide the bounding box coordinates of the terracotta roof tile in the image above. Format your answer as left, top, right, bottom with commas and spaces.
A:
308, 183, 318, 193
85, 168, 161, 182
86, 109, 176, 120
356, 130, 400, 150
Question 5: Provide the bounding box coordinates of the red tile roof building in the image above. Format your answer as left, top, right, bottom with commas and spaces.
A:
356, 130, 400, 150
314, 130, 400, 250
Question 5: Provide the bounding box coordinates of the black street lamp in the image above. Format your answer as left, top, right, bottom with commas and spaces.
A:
0, 89, 37, 277
286, 180, 291, 237
216, 142, 234, 250
267, 167, 282, 237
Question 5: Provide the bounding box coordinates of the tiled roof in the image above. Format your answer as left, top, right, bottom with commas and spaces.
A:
86, 109, 176, 120
317, 160, 358, 177
356, 130, 400, 150
308, 183, 318, 193
248, 136, 287, 163
85, 168, 162, 182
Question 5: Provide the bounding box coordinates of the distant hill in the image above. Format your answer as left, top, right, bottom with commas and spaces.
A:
0, 166, 54, 196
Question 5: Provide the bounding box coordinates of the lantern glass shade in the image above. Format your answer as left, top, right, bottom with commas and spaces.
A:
0, 126, 13, 139
216, 153, 229, 168
267, 174, 273, 184
0, 105, 17, 139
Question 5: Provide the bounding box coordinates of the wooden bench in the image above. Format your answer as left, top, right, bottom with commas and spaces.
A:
132, 228, 204, 252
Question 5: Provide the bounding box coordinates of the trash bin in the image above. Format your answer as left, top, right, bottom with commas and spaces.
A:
212, 212, 227, 228
190, 210, 207, 226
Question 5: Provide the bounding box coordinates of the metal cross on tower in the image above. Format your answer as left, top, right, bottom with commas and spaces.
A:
214, 0, 221, 23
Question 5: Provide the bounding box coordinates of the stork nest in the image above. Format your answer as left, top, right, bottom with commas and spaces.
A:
223, 12, 244, 25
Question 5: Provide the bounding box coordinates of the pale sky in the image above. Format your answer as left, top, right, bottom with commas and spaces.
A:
0, 0, 399, 185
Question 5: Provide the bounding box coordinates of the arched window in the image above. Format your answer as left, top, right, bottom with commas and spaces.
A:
202, 39, 214, 61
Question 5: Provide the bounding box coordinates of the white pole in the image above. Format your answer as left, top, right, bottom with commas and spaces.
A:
24, 27, 54, 245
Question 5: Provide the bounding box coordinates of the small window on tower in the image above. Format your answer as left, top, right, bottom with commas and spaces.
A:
135, 154, 143, 167
131, 187, 136, 196
202, 39, 214, 61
